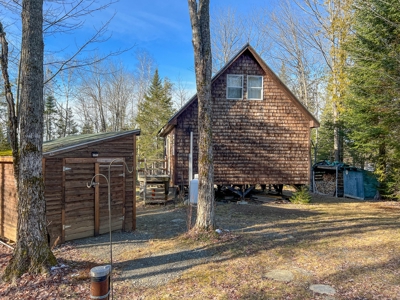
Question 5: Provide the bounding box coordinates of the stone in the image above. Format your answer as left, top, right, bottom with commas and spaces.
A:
237, 200, 248, 205
309, 284, 336, 295
265, 269, 294, 282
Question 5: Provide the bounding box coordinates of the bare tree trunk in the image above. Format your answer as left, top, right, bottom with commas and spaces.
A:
333, 100, 342, 162
188, 0, 215, 230
0, 22, 20, 187
3, 0, 56, 281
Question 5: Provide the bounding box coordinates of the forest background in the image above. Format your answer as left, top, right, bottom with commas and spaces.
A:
0, 0, 399, 199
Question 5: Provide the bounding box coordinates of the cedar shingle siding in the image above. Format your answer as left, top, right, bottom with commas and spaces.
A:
161, 45, 319, 187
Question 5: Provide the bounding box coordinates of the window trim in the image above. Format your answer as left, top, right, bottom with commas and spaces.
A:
226, 74, 243, 100
247, 75, 263, 100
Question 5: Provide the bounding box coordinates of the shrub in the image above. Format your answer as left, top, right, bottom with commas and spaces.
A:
290, 186, 311, 204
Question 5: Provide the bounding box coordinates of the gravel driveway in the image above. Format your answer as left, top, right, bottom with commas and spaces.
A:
71, 203, 221, 288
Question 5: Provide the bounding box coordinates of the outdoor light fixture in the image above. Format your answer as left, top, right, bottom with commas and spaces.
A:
91, 151, 99, 157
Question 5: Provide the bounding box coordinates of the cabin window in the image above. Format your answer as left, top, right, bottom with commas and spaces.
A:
247, 75, 263, 100
227, 75, 243, 99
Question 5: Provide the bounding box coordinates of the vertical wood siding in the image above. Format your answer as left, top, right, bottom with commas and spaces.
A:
0, 133, 138, 245
0, 158, 17, 241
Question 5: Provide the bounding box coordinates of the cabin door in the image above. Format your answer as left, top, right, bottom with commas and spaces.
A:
62, 158, 125, 242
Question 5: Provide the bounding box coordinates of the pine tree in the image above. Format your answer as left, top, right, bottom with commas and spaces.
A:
81, 122, 94, 134
344, 0, 400, 198
278, 61, 291, 88
44, 95, 57, 141
65, 107, 79, 135
316, 106, 335, 162
55, 104, 78, 138
135, 69, 174, 160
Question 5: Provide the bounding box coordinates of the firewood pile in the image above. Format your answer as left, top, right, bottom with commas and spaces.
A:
314, 173, 336, 196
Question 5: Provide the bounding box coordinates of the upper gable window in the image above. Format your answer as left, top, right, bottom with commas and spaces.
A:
247, 75, 263, 100
227, 75, 243, 99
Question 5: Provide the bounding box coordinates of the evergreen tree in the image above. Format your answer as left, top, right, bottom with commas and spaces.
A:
135, 69, 174, 160
316, 107, 335, 162
326, 0, 353, 163
65, 107, 79, 135
81, 122, 94, 134
278, 61, 290, 88
44, 95, 57, 141
56, 105, 78, 138
344, 0, 400, 198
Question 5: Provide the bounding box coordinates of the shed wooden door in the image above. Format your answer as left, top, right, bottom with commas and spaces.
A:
62, 158, 125, 242
98, 163, 125, 234
63, 161, 95, 241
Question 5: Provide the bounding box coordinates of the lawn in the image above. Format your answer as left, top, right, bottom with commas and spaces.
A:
1, 193, 399, 299
129, 195, 400, 299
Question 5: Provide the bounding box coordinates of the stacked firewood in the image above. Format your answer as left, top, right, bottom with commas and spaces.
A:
315, 173, 336, 196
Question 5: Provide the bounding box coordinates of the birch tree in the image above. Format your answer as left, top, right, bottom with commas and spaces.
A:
76, 59, 108, 132
210, 6, 269, 73
105, 63, 135, 131
173, 74, 191, 109
55, 67, 78, 138
262, 0, 324, 115
2, 0, 57, 281
188, 0, 215, 230
211, 6, 244, 72
75, 59, 135, 133
297, 0, 353, 162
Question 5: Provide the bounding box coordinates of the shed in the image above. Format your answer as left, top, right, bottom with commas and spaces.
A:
159, 44, 319, 188
0, 130, 140, 246
312, 161, 344, 197
343, 168, 378, 200
312, 161, 378, 200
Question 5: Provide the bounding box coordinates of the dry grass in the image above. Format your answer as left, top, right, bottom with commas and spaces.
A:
126, 195, 400, 299
1, 193, 399, 299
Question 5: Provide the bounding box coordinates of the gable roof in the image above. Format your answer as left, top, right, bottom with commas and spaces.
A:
43, 129, 140, 156
159, 44, 320, 137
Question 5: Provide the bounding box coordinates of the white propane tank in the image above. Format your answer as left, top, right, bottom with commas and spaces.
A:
189, 174, 199, 204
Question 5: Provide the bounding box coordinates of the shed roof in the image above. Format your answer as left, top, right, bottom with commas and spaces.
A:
159, 43, 320, 137
43, 129, 140, 156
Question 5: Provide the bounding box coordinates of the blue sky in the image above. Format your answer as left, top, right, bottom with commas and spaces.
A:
1, 0, 276, 92
44, 0, 274, 92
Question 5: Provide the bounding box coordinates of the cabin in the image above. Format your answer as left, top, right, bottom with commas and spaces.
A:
159, 44, 319, 189
0, 130, 140, 246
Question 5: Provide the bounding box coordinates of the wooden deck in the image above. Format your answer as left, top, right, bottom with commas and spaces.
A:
138, 159, 170, 204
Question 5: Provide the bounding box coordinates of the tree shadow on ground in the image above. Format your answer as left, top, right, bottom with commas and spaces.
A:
59, 200, 400, 290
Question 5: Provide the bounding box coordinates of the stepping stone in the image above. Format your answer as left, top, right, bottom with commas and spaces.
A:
291, 267, 313, 276
309, 284, 336, 295
265, 269, 294, 282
